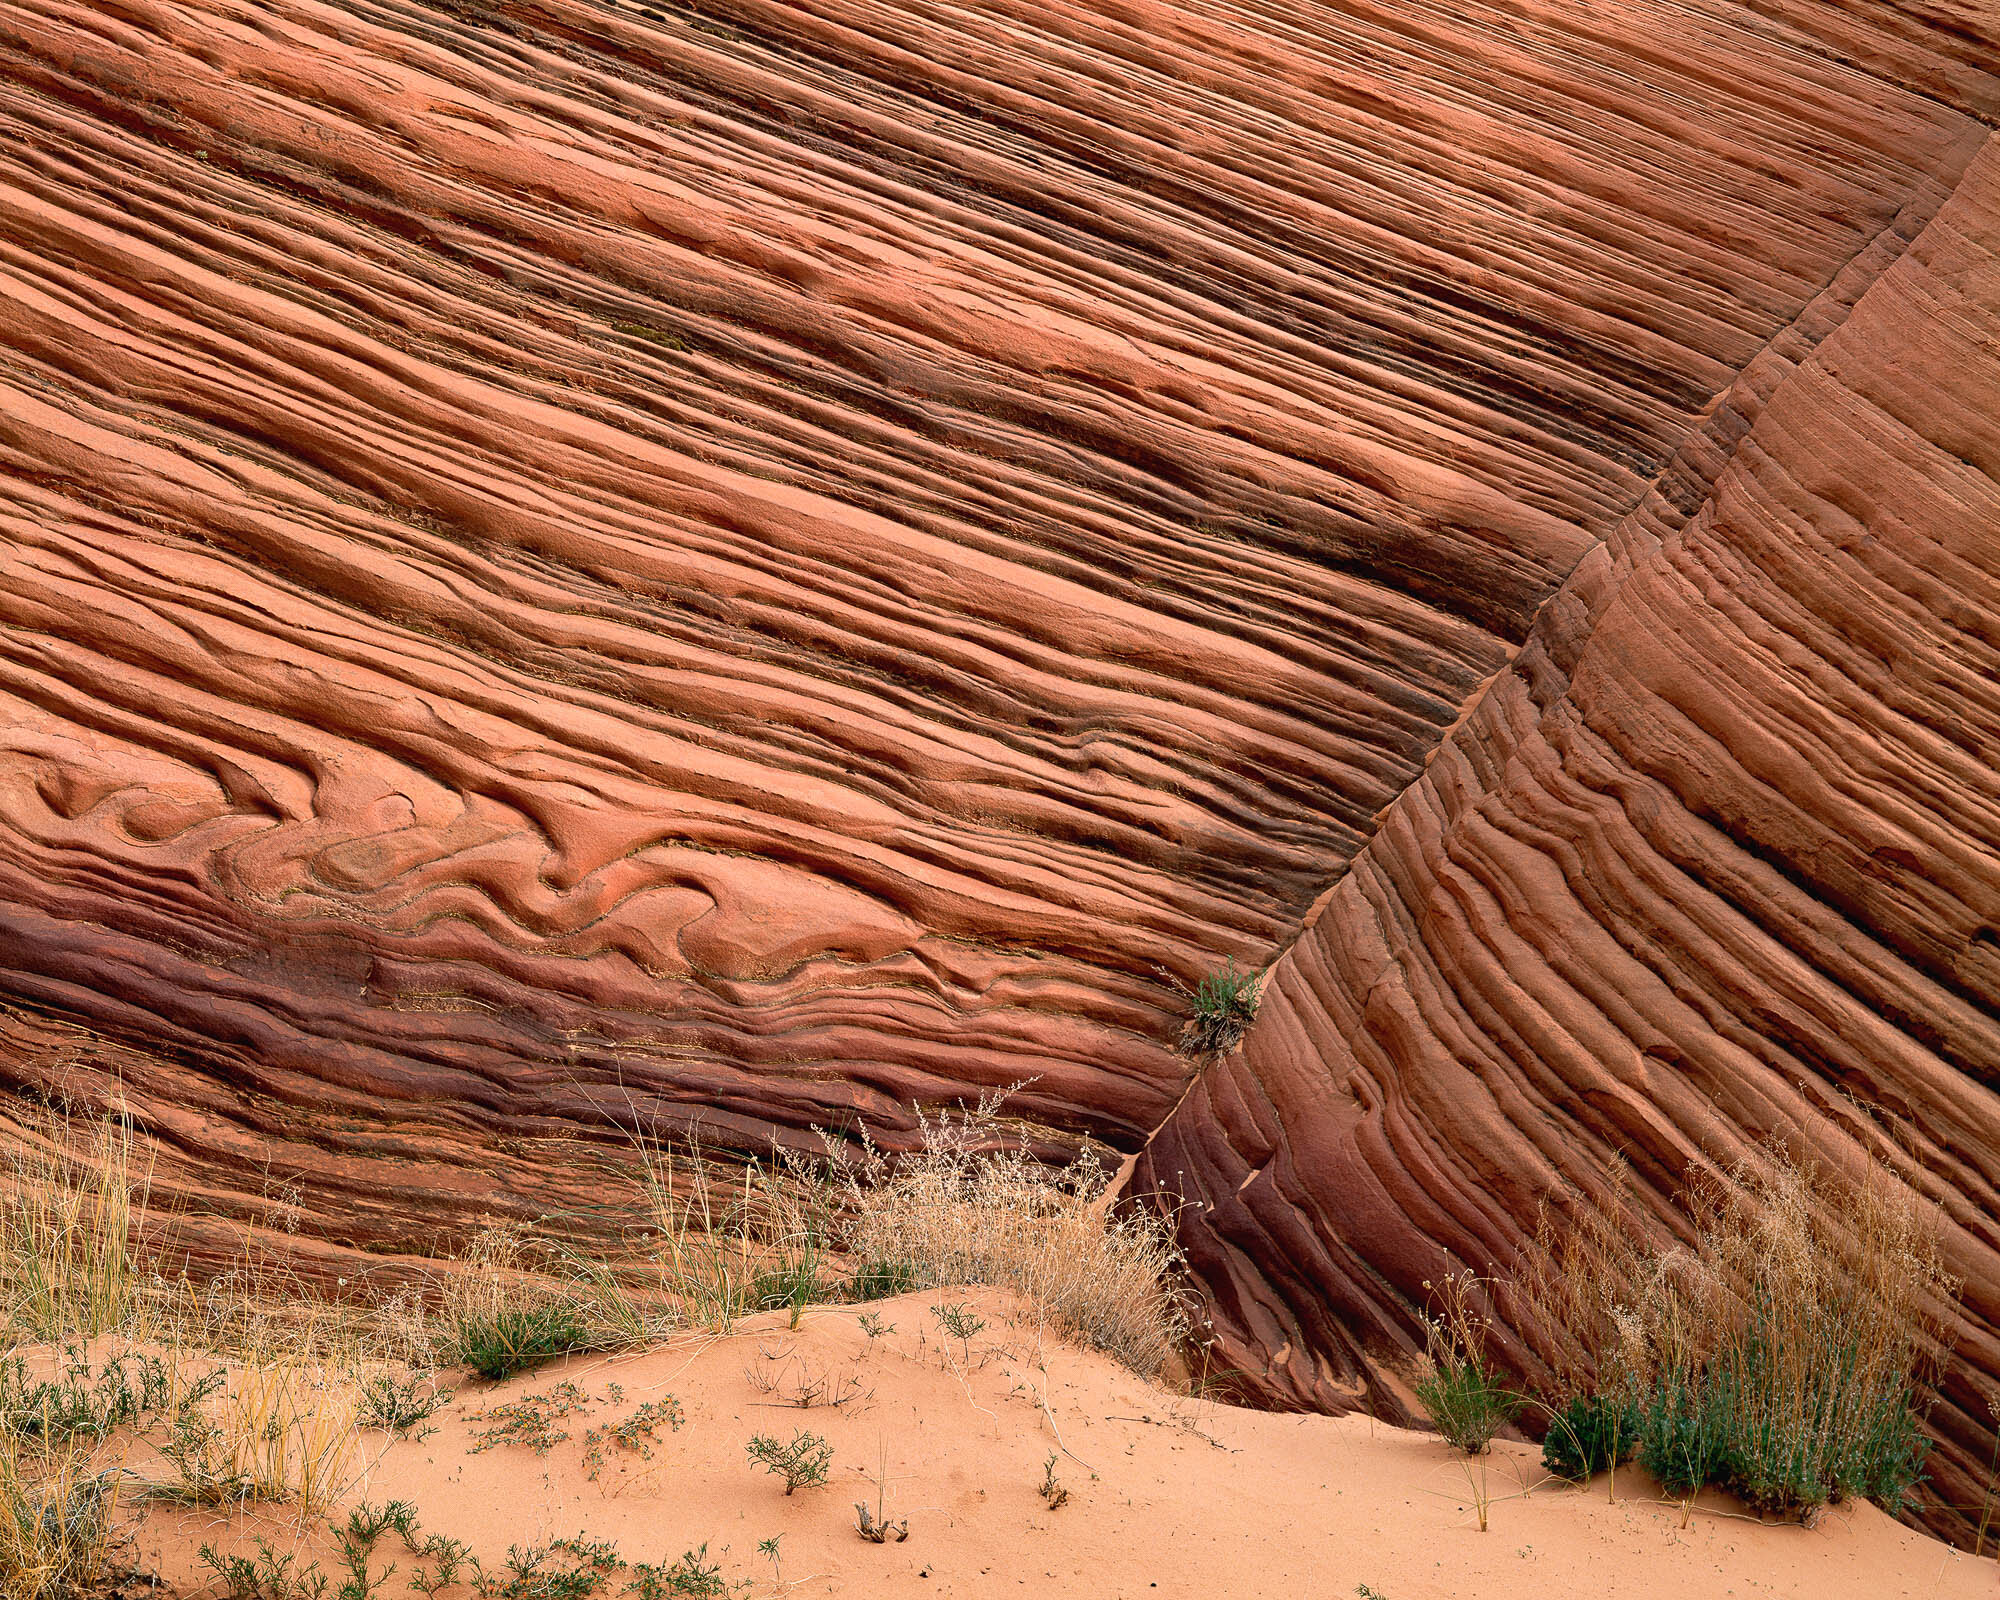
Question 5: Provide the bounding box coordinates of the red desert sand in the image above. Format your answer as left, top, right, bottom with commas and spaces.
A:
129, 1292, 1987, 1600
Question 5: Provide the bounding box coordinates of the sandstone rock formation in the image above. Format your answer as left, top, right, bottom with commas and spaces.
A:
0, 0, 1995, 1539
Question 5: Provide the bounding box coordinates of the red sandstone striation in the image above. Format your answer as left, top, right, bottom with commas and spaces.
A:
0, 0, 1995, 1539
1136, 135, 2000, 1539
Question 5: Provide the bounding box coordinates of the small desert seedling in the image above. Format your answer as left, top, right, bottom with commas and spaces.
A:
199, 1539, 330, 1600
1178, 960, 1260, 1059
754, 1537, 782, 1590
621, 1547, 740, 1600
452, 1303, 583, 1382
744, 1430, 832, 1495
335, 1501, 420, 1600
408, 1531, 483, 1597
1356, 1587, 1389, 1600
355, 1372, 453, 1436
581, 1398, 684, 1480
1039, 1453, 1069, 1510
468, 1383, 591, 1456
855, 1311, 893, 1340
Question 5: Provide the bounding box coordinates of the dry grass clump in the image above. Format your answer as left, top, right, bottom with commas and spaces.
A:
0, 1431, 122, 1600
1, 1111, 146, 1341
1516, 1149, 1957, 1520
838, 1096, 1191, 1379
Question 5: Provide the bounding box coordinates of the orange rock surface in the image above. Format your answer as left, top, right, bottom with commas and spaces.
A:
0, 0, 1995, 1541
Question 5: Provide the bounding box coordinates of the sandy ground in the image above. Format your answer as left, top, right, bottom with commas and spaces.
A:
130, 1291, 1992, 1600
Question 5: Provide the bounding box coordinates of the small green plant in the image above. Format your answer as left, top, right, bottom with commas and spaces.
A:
408, 1530, 482, 1597
751, 1257, 824, 1331
490, 1537, 622, 1600
1356, 1586, 1389, 1600
198, 1539, 330, 1600
855, 1311, 893, 1340
753, 1537, 782, 1590
930, 1303, 985, 1348
1412, 1272, 1518, 1455
621, 1547, 740, 1600
355, 1372, 453, 1436
845, 1260, 917, 1302
452, 1305, 582, 1382
1540, 1393, 1638, 1483
335, 1501, 420, 1600
581, 1399, 684, 1480
1038, 1452, 1069, 1509
1178, 960, 1260, 1059
744, 1430, 832, 1495
468, 1383, 591, 1456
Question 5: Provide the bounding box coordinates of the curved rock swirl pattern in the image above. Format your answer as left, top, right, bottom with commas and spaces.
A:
1138, 135, 2000, 1541
0, 0, 1995, 1530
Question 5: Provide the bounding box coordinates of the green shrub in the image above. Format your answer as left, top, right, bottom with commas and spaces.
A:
1413, 1272, 1518, 1455
1514, 1153, 1953, 1522
744, 1430, 832, 1495
452, 1305, 582, 1381
1541, 1393, 1638, 1482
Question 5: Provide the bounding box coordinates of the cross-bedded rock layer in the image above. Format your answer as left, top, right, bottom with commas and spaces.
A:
1136, 134, 2000, 1540
0, 0, 1995, 1538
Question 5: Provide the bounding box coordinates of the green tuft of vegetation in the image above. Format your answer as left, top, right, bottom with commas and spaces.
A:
1178, 961, 1261, 1059
1540, 1393, 1638, 1483
1515, 1150, 1957, 1522
621, 1546, 741, 1600
199, 1538, 330, 1600
451, 1305, 584, 1382
354, 1371, 453, 1435
843, 1258, 917, 1303
467, 1383, 591, 1456
492, 1537, 622, 1600
1412, 1272, 1518, 1455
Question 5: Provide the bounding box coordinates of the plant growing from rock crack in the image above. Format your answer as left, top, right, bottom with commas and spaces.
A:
744, 1430, 832, 1495
1177, 960, 1260, 1059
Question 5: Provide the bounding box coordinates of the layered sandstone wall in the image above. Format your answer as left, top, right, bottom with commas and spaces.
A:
1138, 133, 2000, 1537
0, 0, 1996, 1536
